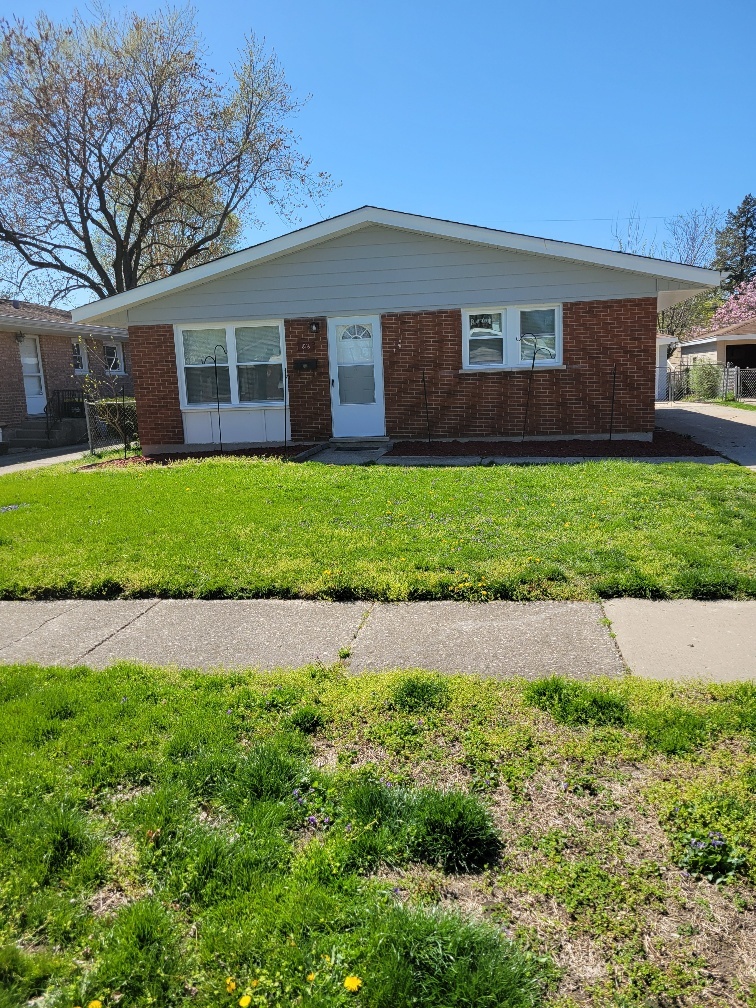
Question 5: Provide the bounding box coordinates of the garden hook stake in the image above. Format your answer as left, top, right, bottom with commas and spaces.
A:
202, 345, 226, 454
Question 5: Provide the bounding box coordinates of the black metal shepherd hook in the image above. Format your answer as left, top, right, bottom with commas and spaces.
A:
421, 368, 432, 444
519, 334, 543, 443
202, 345, 226, 454
121, 381, 128, 462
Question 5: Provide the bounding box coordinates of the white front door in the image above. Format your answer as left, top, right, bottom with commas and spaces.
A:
327, 315, 385, 438
20, 336, 47, 414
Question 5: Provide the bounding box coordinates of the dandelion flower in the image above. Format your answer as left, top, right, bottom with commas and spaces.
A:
344, 975, 363, 992
88, 1002, 103, 1008
239, 997, 252, 1008
226, 978, 237, 993
307, 972, 316, 982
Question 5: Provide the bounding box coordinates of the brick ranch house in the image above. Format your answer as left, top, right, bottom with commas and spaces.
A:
0, 299, 130, 451
71, 208, 721, 453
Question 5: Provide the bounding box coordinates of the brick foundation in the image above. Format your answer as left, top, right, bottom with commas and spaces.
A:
381, 298, 657, 439
284, 318, 331, 440
127, 325, 184, 446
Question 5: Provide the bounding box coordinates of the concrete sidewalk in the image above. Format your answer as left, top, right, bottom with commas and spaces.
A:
0, 598, 754, 680
0, 446, 89, 475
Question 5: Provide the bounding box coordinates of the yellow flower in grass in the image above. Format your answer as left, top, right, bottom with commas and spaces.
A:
344, 975, 363, 992
307, 972, 316, 982
226, 977, 237, 993
88, 1001, 103, 1008
239, 997, 252, 1008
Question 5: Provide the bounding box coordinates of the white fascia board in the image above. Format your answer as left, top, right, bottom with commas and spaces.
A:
71, 206, 724, 324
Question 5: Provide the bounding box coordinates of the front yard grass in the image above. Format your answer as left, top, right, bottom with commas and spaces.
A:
1, 662, 755, 1007
0, 457, 755, 600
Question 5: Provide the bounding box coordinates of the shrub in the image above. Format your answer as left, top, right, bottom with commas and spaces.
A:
524, 676, 630, 728
391, 674, 451, 713
688, 360, 722, 400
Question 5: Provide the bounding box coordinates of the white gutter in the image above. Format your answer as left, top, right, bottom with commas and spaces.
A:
0, 314, 127, 340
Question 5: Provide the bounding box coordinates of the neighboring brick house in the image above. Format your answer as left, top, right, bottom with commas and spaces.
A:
0, 299, 130, 450
71, 207, 721, 453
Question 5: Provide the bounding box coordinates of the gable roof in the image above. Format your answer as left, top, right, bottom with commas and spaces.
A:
71, 206, 723, 324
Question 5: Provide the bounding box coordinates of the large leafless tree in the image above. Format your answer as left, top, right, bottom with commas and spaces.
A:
0, 7, 331, 302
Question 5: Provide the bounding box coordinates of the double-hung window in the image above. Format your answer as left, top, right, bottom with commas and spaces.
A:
179, 322, 285, 406
103, 342, 125, 373
71, 338, 88, 373
464, 305, 562, 369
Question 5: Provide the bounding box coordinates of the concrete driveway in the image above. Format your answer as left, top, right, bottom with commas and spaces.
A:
656, 402, 756, 468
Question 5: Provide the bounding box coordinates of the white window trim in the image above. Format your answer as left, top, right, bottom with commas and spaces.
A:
462, 304, 563, 370
102, 341, 125, 374
173, 321, 287, 410
72, 338, 89, 374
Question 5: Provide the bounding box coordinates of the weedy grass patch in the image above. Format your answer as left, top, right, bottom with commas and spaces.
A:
1, 664, 756, 1007
0, 456, 755, 600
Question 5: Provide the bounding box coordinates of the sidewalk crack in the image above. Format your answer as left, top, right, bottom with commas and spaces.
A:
77, 598, 163, 661
0, 600, 82, 657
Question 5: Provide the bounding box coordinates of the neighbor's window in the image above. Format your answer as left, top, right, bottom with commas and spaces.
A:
71, 339, 88, 373
103, 342, 125, 373
179, 323, 286, 406
463, 306, 561, 369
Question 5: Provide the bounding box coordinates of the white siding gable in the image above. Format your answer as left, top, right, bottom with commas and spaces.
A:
125, 224, 689, 325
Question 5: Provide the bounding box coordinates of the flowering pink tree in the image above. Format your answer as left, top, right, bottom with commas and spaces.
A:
706, 279, 756, 330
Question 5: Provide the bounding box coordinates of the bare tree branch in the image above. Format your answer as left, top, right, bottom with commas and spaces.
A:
0, 7, 333, 303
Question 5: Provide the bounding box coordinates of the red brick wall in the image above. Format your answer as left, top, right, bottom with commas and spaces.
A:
284, 317, 331, 440
127, 325, 184, 446
381, 298, 657, 438
0, 332, 27, 426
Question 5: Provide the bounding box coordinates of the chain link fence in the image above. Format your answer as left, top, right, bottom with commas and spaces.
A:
85, 398, 139, 454
661, 363, 756, 403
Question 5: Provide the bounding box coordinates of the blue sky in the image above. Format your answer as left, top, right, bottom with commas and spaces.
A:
13, 0, 756, 251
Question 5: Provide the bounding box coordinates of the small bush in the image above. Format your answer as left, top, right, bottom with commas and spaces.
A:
391, 674, 451, 712
288, 705, 324, 734
524, 676, 630, 728
408, 789, 502, 872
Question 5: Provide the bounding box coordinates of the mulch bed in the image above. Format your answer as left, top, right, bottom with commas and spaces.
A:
78, 445, 308, 469
385, 429, 719, 458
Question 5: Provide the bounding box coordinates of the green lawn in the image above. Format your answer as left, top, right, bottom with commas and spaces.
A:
712, 398, 756, 412
2, 661, 755, 1007
0, 457, 755, 600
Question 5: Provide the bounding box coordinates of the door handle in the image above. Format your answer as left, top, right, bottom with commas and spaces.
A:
331, 378, 335, 387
